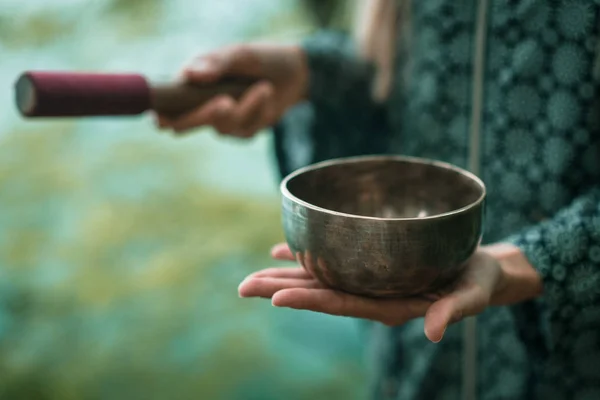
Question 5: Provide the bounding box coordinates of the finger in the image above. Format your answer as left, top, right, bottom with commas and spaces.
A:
166, 96, 232, 134
237, 82, 275, 137
302, 251, 319, 279
181, 54, 224, 83
210, 96, 240, 135
424, 286, 489, 343
238, 277, 323, 298
152, 114, 173, 133
183, 45, 262, 83
212, 45, 263, 77
272, 289, 431, 326
421, 293, 443, 302
225, 82, 270, 137
247, 267, 312, 280
270, 243, 295, 261
212, 82, 271, 137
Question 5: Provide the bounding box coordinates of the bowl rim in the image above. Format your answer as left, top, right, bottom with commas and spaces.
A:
280, 154, 486, 222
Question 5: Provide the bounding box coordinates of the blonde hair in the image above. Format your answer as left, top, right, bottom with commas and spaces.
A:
354, 0, 399, 102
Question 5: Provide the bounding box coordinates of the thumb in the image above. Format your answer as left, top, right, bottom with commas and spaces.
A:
271, 243, 295, 261
423, 285, 488, 343
183, 46, 263, 83
182, 56, 224, 83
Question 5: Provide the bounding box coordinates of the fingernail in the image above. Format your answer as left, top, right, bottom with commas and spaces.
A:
237, 282, 247, 298
188, 59, 215, 73
271, 243, 284, 252
429, 326, 447, 343
270, 246, 279, 255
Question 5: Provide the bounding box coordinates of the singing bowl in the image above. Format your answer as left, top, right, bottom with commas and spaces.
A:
280, 155, 486, 298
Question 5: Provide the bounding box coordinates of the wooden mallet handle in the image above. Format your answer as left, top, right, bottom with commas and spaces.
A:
15, 71, 255, 119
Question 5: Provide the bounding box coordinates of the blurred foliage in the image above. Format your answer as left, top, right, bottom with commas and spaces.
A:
103, 0, 165, 38
105, 0, 161, 14
249, 4, 314, 39
0, 126, 365, 400
0, 0, 354, 49
250, 0, 355, 40
0, 0, 164, 48
0, 12, 76, 49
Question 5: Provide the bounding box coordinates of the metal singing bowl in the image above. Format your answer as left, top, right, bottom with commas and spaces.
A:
280, 155, 486, 298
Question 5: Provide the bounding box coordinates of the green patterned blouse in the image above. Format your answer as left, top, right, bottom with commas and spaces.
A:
272, 1, 600, 399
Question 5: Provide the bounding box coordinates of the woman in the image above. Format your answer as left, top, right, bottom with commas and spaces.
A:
158, 1, 600, 399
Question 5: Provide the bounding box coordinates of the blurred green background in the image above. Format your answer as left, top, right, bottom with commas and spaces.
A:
0, 1, 366, 399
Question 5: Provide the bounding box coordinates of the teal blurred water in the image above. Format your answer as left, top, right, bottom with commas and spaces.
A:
0, 1, 366, 399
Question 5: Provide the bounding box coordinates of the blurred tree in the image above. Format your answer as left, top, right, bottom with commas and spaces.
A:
0, 12, 74, 49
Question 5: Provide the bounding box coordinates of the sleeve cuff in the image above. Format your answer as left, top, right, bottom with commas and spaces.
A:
301, 30, 376, 107
507, 227, 557, 305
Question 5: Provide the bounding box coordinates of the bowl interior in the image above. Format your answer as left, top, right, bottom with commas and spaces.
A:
284, 157, 484, 219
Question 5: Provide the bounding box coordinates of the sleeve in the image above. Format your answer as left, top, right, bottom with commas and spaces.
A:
302, 29, 377, 111
506, 186, 600, 346
272, 30, 391, 178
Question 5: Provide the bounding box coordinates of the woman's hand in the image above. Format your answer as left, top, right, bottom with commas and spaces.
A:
156, 43, 309, 137
238, 243, 543, 343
